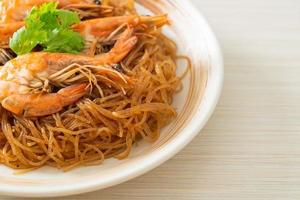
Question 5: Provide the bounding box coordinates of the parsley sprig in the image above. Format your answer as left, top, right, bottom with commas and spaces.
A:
9, 2, 84, 55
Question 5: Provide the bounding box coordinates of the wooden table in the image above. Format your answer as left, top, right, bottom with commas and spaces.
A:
3, 0, 300, 199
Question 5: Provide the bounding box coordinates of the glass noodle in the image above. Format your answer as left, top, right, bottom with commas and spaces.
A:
0, 0, 190, 171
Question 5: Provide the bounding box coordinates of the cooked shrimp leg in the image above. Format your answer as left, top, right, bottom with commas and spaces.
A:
2, 83, 89, 117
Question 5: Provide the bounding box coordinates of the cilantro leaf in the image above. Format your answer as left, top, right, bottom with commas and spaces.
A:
9, 27, 47, 55
43, 28, 84, 53
25, 2, 58, 28
55, 10, 80, 28
9, 2, 84, 55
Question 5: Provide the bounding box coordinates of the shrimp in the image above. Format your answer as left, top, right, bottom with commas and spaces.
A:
0, 28, 136, 117
0, 0, 113, 22
1, 27, 137, 75
0, 73, 90, 117
0, 14, 168, 48
2, 83, 89, 117
73, 14, 169, 38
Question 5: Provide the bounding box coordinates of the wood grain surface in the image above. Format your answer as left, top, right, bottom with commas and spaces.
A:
3, 0, 300, 199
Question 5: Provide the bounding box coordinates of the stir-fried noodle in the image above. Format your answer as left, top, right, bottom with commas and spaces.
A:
0, 0, 190, 171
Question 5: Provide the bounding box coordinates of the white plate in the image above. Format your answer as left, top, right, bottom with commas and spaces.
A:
0, 0, 223, 197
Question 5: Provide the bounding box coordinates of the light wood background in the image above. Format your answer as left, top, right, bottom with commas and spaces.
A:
3, 0, 300, 199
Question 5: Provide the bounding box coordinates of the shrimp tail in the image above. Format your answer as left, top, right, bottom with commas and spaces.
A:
58, 83, 89, 106
140, 14, 170, 28
93, 27, 138, 65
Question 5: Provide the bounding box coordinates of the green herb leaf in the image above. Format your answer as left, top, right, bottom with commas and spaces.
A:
25, 2, 57, 29
43, 28, 84, 53
9, 27, 47, 55
9, 2, 84, 55
55, 10, 80, 28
